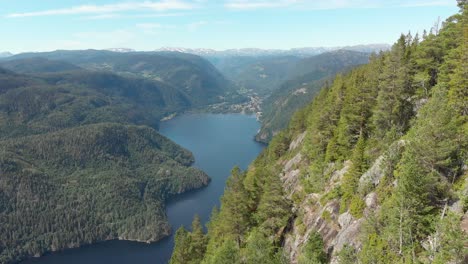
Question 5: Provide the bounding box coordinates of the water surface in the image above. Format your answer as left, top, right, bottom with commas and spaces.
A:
22, 114, 264, 264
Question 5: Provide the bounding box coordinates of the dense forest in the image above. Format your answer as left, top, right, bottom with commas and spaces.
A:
1, 51, 242, 108
0, 123, 209, 263
206, 50, 372, 143
257, 50, 370, 143
170, 3, 467, 264
0, 50, 238, 263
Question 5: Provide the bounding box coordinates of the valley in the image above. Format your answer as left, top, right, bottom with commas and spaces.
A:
0, 2, 465, 264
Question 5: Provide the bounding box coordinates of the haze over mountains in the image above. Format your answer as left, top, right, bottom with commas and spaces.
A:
0, 43, 389, 58
0, 52, 13, 58
156, 44, 390, 57
0, 44, 389, 144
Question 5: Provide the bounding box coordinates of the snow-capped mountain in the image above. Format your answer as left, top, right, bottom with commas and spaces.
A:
155, 44, 390, 58
106, 48, 136, 53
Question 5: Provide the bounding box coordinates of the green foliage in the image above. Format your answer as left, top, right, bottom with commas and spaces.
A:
321, 210, 332, 223
254, 171, 291, 241
430, 212, 467, 263
348, 195, 366, 218
171, 6, 468, 264
371, 35, 415, 146
0, 123, 209, 263
298, 232, 328, 264
4, 50, 239, 107
319, 185, 342, 205
170, 215, 207, 264
202, 240, 240, 264
337, 245, 358, 264
242, 229, 282, 264
267, 132, 290, 160
258, 51, 370, 143
188, 215, 208, 264
209, 167, 251, 248
341, 135, 367, 211
170, 227, 192, 264
0, 49, 238, 263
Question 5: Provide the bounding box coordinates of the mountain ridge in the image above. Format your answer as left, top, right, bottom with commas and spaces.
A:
155, 44, 390, 57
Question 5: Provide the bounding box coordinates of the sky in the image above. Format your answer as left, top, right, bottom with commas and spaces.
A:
0, 0, 460, 53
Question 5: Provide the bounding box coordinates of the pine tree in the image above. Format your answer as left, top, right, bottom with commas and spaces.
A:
188, 215, 207, 264
170, 227, 191, 264
340, 134, 366, 214
216, 167, 250, 247
202, 240, 240, 264
243, 229, 280, 264
371, 35, 415, 146
255, 172, 291, 241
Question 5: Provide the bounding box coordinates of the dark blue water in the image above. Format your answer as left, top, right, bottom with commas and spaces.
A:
21, 114, 264, 264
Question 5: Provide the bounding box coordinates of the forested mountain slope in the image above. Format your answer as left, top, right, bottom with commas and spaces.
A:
0, 50, 229, 262
3, 50, 240, 107
212, 55, 301, 96
0, 123, 209, 263
257, 50, 370, 143
170, 5, 467, 264
0, 69, 191, 139
0, 57, 82, 74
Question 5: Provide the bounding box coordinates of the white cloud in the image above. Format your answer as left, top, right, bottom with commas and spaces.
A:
225, 0, 300, 10
81, 12, 185, 20
137, 23, 165, 29
80, 14, 122, 20
6, 0, 194, 18
400, 0, 454, 7
224, 0, 454, 10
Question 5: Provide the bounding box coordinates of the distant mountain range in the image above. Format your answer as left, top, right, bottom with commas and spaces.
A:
0, 52, 13, 58
106, 48, 136, 53
1, 50, 241, 107
1, 44, 389, 60
155, 44, 390, 57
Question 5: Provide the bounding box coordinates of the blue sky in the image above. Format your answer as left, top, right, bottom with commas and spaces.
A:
0, 0, 460, 53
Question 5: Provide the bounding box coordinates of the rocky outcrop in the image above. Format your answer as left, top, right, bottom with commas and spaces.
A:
330, 161, 352, 185
289, 131, 307, 151
359, 155, 385, 187
282, 152, 303, 199
280, 144, 380, 263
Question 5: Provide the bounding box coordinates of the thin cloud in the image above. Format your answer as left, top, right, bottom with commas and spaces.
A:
137, 23, 176, 29
6, 0, 194, 18
224, 0, 454, 10
400, 0, 454, 7
81, 12, 185, 20
187, 21, 208, 32
225, 0, 300, 10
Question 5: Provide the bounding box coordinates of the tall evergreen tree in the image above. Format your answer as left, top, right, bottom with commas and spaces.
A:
188, 215, 207, 264
170, 227, 191, 264
372, 35, 415, 145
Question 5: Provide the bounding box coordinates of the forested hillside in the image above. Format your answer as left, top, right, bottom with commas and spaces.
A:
0, 48, 237, 263
212, 55, 301, 96
0, 123, 209, 263
2, 50, 241, 107
206, 50, 371, 143
257, 50, 370, 143
170, 4, 467, 264
0, 57, 81, 74
0, 69, 192, 139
